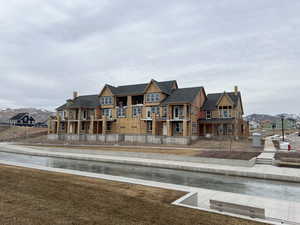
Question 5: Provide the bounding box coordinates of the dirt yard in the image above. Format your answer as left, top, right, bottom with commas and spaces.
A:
194, 151, 260, 160
0, 165, 268, 225
0, 127, 47, 142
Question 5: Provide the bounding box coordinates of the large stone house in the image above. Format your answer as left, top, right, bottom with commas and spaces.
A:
48, 79, 248, 144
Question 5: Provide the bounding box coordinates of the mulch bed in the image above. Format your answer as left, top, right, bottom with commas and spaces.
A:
194, 151, 261, 160
275, 152, 300, 161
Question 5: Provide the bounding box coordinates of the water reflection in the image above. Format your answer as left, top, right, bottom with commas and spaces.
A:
1, 151, 300, 202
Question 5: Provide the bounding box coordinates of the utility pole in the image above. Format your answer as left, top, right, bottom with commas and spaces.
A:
280, 115, 285, 142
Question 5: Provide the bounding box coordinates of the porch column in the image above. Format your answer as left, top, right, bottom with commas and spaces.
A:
56, 116, 60, 134
103, 117, 107, 134
127, 96, 132, 118
167, 120, 172, 136
183, 120, 188, 136
152, 115, 157, 136
67, 120, 70, 134
89, 115, 94, 134
77, 109, 81, 134
203, 124, 206, 136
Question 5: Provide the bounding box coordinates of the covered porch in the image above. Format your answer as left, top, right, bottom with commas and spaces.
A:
198, 118, 236, 137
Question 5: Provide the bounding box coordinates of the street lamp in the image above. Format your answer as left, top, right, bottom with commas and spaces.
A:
280, 115, 285, 142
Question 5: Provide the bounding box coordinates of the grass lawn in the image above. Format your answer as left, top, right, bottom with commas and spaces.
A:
0, 165, 268, 225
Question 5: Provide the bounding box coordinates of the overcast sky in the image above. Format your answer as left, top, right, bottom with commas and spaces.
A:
0, 0, 299, 115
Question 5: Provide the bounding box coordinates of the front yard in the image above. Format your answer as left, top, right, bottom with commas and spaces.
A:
0, 165, 267, 225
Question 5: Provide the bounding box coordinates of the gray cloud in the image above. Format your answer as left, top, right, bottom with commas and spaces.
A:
0, 0, 299, 114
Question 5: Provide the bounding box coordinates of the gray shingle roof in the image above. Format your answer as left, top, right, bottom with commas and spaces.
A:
162, 87, 203, 105
68, 95, 100, 109
202, 92, 241, 111
106, 80, 176, 96
56, 103, 67, 111
56, 95, 100, 110
10, 113, 28, 121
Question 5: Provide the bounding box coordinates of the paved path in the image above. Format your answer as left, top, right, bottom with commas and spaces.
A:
256, 137, 276, 165
1, 142, 300, 182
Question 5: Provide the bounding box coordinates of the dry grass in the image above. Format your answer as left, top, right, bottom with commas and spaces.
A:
0, 165, 268, 225
0, 127, 47, 141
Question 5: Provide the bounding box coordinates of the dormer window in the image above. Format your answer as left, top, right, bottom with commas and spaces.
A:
206, 111, 211, 119
145, 93, 160, 103
100, 96, 113, 105
219, 106, 232, 118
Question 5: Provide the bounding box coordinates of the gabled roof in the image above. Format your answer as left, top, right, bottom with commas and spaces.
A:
56, 103, 67, 111
154, 80, 177, 95
101, 80, 177, 96
202, 92, 242, 111
9, 113, 28, 121
68, 95, 100, 109
56, 95, 100, 110
162, 87, 204, 105
110, 83, 148, 96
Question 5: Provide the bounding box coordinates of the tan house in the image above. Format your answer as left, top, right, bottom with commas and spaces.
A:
49, 79, 206, 138
48, 80, 248, 143
198, 86, 249, 138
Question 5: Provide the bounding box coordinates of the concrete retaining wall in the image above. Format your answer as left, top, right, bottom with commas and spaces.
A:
48, 134, 58, 140
48, 134, 191, 145
106, 134, 124, 143
163, 136, 191, 145
124, 134, 147, 144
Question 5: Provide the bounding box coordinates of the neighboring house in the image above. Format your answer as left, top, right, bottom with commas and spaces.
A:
199, 86, 249, 137
49, 80, 248, 139
261, 118, 297, 130
9, 113, 35, 127
249, 121, 260, 129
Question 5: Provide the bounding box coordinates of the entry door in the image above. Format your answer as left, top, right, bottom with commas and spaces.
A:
163, 123, 167, 136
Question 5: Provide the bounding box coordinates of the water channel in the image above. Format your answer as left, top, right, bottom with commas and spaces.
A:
1, 151, 299, 202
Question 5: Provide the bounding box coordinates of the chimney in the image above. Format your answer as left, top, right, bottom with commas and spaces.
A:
234, 86, 238, 95
73, 91, 78, 99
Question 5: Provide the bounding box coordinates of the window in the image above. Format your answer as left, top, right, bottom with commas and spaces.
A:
206, 111, 211, 119
147, 106, 160, 118
102, 108, 112, 118
58, 111, 65, 119
117, 107, 126, 117
162, 106, 168, 118
219, 106, 232, 118
132, 106, 142, 117
83, 110, 88, 119
100, 96, 113, 105
106, 122, 112, 131
174, 123, 182, 133
173, 106, 183, 119
145, 93, 160, 103
147, 121, 152, 131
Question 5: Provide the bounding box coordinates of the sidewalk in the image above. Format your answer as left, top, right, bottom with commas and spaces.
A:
1, 143, 300, 182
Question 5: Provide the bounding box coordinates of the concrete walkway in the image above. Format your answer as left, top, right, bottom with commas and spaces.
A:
1, 143, 300, 182
256, 137, 276, 165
